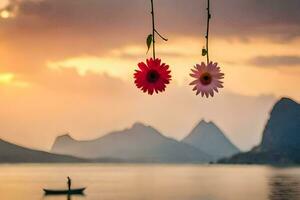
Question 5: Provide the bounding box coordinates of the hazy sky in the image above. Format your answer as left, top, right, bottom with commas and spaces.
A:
0, 0, 299, 151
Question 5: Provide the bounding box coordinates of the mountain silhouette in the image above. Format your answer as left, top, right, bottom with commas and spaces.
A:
260, 98, 300, 152
182, 120, 240, 160
51, 123, 212, 163
219, 97, 300, 164
0, 138, 85, 163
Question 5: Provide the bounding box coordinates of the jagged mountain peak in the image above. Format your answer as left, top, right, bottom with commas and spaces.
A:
276, 97, 298, 106
55, 133, 75, 141
219, 97, 300, 164
261, 97, 300, 152
131, 122, 167, 138
51, 133, 77, 151
183, 120, 239, 160
51, 122, 212, 162
195, 119, 219, 128
197, 119, 211, 125
131, 122, 148, 129
189, 120, 225, 138
105, 122, 164, 139
271, 97, 299, 114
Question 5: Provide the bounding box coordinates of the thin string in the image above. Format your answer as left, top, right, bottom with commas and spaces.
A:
150, 0, 156, 59
205, 0, 211, 64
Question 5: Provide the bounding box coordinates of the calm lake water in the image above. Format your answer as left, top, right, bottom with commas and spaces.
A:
0, 164, 299, 200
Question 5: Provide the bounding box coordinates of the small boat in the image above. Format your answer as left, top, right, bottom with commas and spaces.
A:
43, 188, 86, 195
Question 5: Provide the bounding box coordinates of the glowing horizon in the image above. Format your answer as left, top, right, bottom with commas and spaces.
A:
0, 0, 299, 151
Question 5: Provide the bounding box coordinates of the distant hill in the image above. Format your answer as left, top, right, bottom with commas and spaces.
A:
219, 98, 300, 164
182, 120, 240, 160
0, 139, 86, 163
51, 123, 212, 163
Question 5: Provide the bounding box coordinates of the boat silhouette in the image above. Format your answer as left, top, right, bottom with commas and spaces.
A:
43, 187, 86, 195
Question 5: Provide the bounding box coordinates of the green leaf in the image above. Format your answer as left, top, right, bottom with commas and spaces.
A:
146, 34, 153, 54
202, 48, 207, 56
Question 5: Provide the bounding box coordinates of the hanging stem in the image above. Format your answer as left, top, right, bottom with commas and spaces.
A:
155, 29, 168, 41
150, 0, 156, 59
205, 0, 211, 64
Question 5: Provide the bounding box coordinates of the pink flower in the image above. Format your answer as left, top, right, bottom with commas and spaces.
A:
134, 58, 172, 95
190, 62, 224, 97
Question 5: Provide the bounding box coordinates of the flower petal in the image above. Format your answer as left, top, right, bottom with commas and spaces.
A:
134, 58, 172, 95
189, 61, 224, 97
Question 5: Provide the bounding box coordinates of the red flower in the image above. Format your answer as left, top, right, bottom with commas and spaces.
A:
134, 58, 172, 95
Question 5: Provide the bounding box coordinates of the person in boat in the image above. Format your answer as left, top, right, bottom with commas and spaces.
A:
67, 176, 71, 191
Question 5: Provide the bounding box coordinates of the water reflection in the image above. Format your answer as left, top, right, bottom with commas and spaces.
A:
43, 194, 85, 200
0, 164, 300, 200
268, 175, 300, 200
65, 194, 85, 200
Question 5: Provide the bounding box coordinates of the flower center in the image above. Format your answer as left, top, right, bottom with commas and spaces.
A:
200, 72, 212, 85
147, 69, 160, 83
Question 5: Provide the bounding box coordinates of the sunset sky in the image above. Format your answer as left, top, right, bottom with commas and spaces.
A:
0, 0, 299, 151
